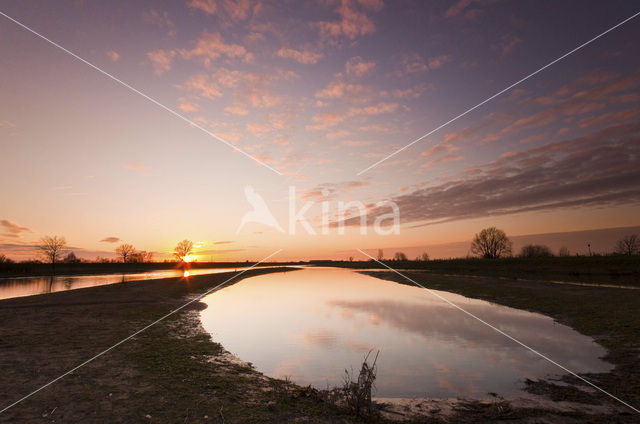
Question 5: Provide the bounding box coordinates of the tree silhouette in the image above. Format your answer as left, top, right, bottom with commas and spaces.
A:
615, 234, 639, 256
519, 244, 553, 258
129, 250, 154, 263
393, 252, 408, 261
63, 251, 80, 263
38, 235, 67, 270
470, 227, 512, 259
115, 244, 136, 263
174, 239, 194, 262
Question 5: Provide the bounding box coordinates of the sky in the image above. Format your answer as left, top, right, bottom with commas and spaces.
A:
1, 0, 639, 261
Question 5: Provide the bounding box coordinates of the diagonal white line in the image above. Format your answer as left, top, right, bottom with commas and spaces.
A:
356, 248, 640, 414
0, 249, 283, 415
357, 10, 640, 175
0, 11, 283, 176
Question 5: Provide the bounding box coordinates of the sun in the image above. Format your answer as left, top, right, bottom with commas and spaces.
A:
183, 254, 196, 263
183, 270, 190, 278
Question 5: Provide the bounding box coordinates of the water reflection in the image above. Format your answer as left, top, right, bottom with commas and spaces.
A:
0, 267, 269, 300
200, 268, 611, 398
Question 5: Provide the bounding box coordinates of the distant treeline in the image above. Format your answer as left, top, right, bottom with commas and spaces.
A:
373, 229, 640, 262
321, 255, 640, 286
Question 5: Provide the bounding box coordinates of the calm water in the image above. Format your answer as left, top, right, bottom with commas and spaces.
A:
0, 267, 262, 300
200, 268, 612, 399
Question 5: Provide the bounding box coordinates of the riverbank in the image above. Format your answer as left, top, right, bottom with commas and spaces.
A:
362, 270, 640, 422
0, 267, 353, 423
323, 255, 640, 286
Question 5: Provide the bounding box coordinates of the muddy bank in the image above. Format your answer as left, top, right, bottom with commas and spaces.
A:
363, 270, 640, 422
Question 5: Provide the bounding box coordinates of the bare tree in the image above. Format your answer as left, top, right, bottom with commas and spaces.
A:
174, 239, 194, 262
470, 227, 512, 259
393, 252, 408, 261
129, 250, 154, 263
115, 244, 136, 263
377, 249, 384, 261
38, 236, 67, 269
0, 253, 12, 264
558, 246, 571, 257
615, 234, 639, 256
419, 252, 430, 261
519, 244, 554, 258
63, 251, 80, 263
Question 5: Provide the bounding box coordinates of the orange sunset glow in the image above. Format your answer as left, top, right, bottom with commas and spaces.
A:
1, 2, 639, 263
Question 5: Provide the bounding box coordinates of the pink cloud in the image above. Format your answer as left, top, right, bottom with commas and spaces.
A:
317, 0, 380, 42
349, 102, 399, 116
179, 102, 198, 112
146, 49, 176, 75
143, 9, 176, 37
445, 0, 501, 19
346, 56, 375, 77
124, 163, 148, 172
276, 48, 323, 64
307, 112, 346, 130
106, 50, 120, 62
422, 154, 463, 169
389, 83, 431, 99
492, 34, 522, 56
398, 53, 451, 76
187, 0, 217, 15
421, 141, 461, 159
222, 0, 252, 21
578, 107, 640, 129
225, 104, 249, 115
427, 54, 452, 70
315, 81, 365, 99
181, 31, 253, 66
182, 73, 222, 98
188, 0, 253, 21
307, 101, 399, 131
246, 122, 271, 137
1, 219, 32, 238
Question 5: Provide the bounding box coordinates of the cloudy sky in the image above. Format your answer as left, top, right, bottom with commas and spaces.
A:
1, 0, 639, 261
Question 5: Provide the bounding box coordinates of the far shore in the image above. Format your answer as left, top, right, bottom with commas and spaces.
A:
2, 255, 638, 286
0, 261, 306, 279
